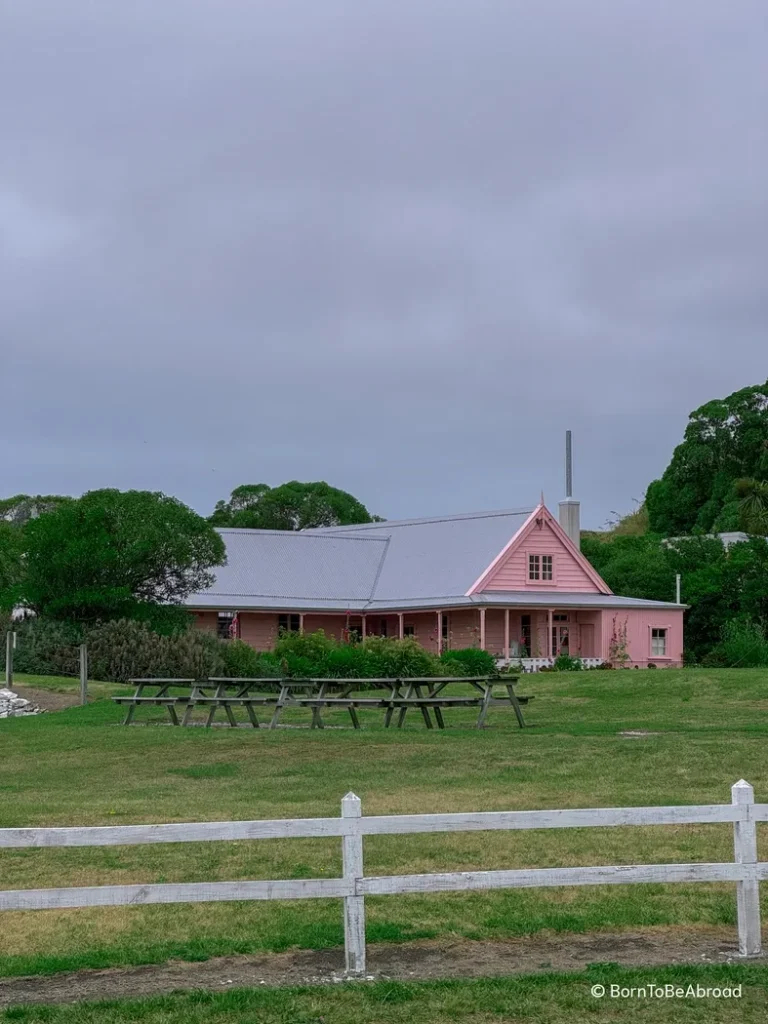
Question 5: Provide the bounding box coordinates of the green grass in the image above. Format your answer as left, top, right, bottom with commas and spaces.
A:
11, 674, 128, 701
2, 668, 768, 979
2, 966, 766, 1022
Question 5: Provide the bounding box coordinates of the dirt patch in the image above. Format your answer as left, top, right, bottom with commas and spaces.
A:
0, 927, 759, 1008
619, 730, 662, 738
10, 686, 80, 713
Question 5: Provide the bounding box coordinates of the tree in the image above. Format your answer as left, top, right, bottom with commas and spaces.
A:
22, 489, 226, 623
0, 521, 23, 613
646, 380, 768, 536
735, 478, 768, 535
210, 481, 380, 530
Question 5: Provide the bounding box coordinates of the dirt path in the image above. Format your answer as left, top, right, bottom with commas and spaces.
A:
1, 927, 760, 1008
9, 686, 80, 713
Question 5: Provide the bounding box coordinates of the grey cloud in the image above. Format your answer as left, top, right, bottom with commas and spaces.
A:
2, 0, 767, 526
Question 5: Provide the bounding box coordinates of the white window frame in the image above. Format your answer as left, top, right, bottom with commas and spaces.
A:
649, 625, 670, 659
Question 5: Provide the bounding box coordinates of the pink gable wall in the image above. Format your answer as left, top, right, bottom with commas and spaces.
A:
479, 514, 606, 594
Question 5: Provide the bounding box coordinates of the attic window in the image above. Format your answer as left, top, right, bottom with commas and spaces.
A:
528, 554, 553, 582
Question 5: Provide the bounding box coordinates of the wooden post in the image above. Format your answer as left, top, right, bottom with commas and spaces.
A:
5, 631, 13, 689
732, 779, 761, 956
79, 644, 88, 706
341, 792, 366, 975
504, 609, 510, 661
361, 614, 366, 639
479, 608, 486, 650
548, 608, 554, 658
436, 610, 442, 653
299, 613, 305, 633
398, 613, 404, 640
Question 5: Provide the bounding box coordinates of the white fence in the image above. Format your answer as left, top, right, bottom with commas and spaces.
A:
0, 781, 765, 975
496, 657, 605, 672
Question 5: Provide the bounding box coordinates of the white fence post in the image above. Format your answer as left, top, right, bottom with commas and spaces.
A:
341, 792, 366, 976
732, 779, 761, 956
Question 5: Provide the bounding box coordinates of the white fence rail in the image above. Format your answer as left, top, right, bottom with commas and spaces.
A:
1, 781, 765, 975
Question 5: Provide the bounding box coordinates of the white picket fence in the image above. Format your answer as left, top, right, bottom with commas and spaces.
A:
0, 780, 765, 975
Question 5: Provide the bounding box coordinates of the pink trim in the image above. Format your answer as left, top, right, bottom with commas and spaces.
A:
465, 508, 539, 595
467, 503, 612, 596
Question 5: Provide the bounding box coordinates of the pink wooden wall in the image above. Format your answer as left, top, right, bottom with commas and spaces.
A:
480, 518, 603, 593
190, 605, 684, 666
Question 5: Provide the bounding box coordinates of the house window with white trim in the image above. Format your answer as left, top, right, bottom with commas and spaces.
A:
528, 554, 554, 581
651, 628, 667, 657
278, 614, 301, 634
404, 624, 416, 637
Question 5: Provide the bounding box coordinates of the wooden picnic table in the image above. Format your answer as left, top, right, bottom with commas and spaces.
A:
112, 675, 528, 730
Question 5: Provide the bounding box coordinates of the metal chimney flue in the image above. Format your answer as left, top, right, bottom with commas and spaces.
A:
559, 430, 581, 549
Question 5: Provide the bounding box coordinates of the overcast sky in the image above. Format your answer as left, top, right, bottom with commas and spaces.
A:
2, 1, 766, 528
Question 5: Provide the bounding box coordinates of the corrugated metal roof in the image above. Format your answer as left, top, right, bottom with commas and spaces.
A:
185, 529, 388, 604
185, 510, 684, 612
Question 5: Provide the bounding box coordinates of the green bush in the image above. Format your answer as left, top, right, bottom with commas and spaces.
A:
553, 653, 584, 672
220, 639, 281, 678
708, 619, 768, 668
440, 647, 498, 677
11, 617, 83, 677
362, 636, 440, 678
86, 619, 225, 682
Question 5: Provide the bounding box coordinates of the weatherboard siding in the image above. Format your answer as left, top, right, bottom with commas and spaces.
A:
481, 519, 601, 594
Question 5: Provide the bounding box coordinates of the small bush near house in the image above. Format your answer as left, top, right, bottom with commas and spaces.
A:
361, 636, 440, 678
220, 639, 282, 679
86, 619, 225, 682
553, 653, 584, 672
439, 647, 498, 677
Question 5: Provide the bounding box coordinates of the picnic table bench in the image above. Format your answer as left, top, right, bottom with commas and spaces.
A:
113, 675, 530, 730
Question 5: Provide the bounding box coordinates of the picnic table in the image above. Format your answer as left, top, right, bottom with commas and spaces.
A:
113, 675, 529, 730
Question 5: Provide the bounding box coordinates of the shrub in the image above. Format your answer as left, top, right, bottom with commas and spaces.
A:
362, 636, 440, 678
11, 617, 83, 677
221, 639, 272, 678
553, 653, 584, 672
273, 629, 336, 675
86, 619, 225, 682
646, 662, 658, 669
439, 647, 498, 677
709, 619, 768, 669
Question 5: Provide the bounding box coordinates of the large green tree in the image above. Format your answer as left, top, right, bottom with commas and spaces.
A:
22, 489, 226, 623
0, 521, 24, 613
210, 481, 380, 530
646, 380, 768, 536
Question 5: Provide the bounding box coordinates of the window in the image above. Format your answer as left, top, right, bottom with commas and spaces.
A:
528, 554, 554, 582
346, 616, 363, 642
217, 612, 237, 640
404, 624, 416, 638
651, 627, 667, 657
278, 614, 301, 634
440, 613, 450, 652
379, 619, 388, 637
552, 615, 569, 656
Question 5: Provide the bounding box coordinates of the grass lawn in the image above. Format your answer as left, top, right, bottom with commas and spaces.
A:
1, 668, 768, 979
2, 966, 766, 1023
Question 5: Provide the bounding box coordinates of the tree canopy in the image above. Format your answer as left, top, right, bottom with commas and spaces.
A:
646, 380, 768, 536
0, 521, 24, 613
21, 489, 226, 623
209, 481, 380, 530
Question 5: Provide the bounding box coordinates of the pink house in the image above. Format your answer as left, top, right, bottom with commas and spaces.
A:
187, 496, 684, 670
